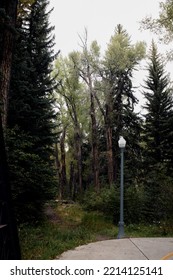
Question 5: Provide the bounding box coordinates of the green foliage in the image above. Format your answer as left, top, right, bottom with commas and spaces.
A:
126, 222, 173, 237
104, 24, 146, 70
101, 25, 146, 185
142, 41, 173, 174
81, 181, 173, 225
19, 202, 173, 259
7, 127, 57, 223
19, 222, 93, 259
142, 166, 173, 222
82, 186, 119, 222
7, 0, 58, 223
123, 110, 144, 185
124, 185, 146, 224
19, 203, 115, 259
136, 97, 173, 225
141, 0, 173, 44
51, 27, 173, 228
81, 212, 114, 232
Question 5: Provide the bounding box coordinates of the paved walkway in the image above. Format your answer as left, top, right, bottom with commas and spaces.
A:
57, 238, 173, 260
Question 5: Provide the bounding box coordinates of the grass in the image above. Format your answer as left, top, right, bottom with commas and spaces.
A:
19, 223, 94, 259
126, 222, 173, 237
19, 202, 173, 259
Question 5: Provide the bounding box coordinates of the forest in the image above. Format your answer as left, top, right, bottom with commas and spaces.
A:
0, 0, 173, 259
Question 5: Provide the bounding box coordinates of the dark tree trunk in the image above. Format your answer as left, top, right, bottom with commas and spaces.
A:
106, 124, 114, 185
0, 0, 21, 259
0, 0, 18, 128
74, 126, 82, 193
60, 128, 67, 197
69, 161, 76, 200
72, 39, 100, 191
55, 142, 63, 199
105, 91, 114, 185
89, 85, 100, 192
64, 94, 83, 193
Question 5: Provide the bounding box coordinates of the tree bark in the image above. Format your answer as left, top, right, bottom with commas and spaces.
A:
0, 0, 18, 129
106, 124, 114, 185
71, 39, 100, 191
105, 90, 114, 185
55, 142, 63, 199
69, 161, 76, 200
88, 76, 100, 192
0, 0, 21, 260
60, 128, 67, 197
65, 96, 83, 193
74, 126, 83, 193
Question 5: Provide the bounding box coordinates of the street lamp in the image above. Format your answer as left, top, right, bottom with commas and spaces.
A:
117, 136, 126, 239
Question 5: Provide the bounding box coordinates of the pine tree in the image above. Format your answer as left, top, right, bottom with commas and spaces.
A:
26, 0, 57, 153
142, 41, 173, 221
103, 25, 145, 184
7, 0, 57, 223
143, 41, 173, 169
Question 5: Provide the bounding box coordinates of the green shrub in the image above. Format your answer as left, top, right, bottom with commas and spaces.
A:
82, 185, 120, 222
81, 212, 111, 232
82, 184, 147, 224
142, 169, 173, 223
124, 185, 146, 224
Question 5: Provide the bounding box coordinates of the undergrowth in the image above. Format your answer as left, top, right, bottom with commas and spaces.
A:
19, 202, 173, 259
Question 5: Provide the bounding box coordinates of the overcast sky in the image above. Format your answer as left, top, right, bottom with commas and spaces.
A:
49, 0, 161, 54
48, 0, 172, 111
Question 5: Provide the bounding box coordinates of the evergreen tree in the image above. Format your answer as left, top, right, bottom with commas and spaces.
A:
142, 41, 173, 221
7, 0, 57, 223
103, 25, 145, 184
143, 41, 173, 169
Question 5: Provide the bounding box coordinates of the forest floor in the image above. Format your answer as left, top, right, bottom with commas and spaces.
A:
44, 202, 115, 241
19, 201, 173, 260
19, 202, 116, 259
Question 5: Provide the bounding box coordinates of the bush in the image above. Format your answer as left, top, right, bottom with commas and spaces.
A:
81, 212, 114, 232
124, 185, 146, 224
82, 185, 120, 223
142, 168, 173, 223
82, 184, 148, 225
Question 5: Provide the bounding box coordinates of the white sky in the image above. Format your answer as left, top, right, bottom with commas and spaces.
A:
48, 0, 172, 111
49, 0, 161, 55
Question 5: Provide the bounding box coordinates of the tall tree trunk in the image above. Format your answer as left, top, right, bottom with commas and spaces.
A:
106, 124, 114, 185
74, 126, 83, 193
0, 0, 17, 129
60, 128, 67, 197
72, 36, 100, 191
61, 87, 83, 195
0, 0, 21, 259
88, 76, 100, 191
55, 142, 63, 199
69, 161, 76, 200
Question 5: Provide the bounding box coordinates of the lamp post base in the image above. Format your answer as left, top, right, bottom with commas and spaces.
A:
117, 221, 125, 239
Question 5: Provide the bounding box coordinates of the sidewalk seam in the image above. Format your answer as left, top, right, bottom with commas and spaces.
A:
129, 238, 149, 260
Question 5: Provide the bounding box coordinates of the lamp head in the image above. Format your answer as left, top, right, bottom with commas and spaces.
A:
118, 136, 126, 148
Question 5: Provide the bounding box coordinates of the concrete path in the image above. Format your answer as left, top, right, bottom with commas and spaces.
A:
57, 238, 173, 260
